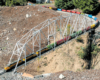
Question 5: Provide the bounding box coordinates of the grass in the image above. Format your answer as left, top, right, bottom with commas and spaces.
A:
77, 44, 100, 59
44, 57, 47, 59
76, 37, 83, 43
44, 63, 48, 66
76, 69, 81, 72
76, 46, 80, 49
2, 47, 6, 50
68, 62, 70, 65
77, 50, 86, 59
55, 62, 58, 65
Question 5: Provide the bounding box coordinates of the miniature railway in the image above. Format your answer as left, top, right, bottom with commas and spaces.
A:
1, 5, 99, 74
4, 22, 99, 72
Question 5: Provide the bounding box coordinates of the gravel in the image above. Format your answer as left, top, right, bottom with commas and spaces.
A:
1, 69, 100, 80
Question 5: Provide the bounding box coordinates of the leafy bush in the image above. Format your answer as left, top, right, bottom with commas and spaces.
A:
76, 37, 83, 43
44, 63, 48, 66
55, 0, 74, 9
0, 0, 27, 6
78, 49, 87, 59
91, 45, 100, 56
44, 57, 47, 59
73, 0, 99, 14
78, 44, 100, 59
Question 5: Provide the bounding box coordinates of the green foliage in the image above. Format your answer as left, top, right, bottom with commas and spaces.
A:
44, 62, 48, 66
0, 0, 27, 6
73, 0, 99, 13
76, 37, 83, 43
55, 0, 74, 9
78, 48, 87, 59
77, 44, 100, 59
76, 69, 81, 72
91, 45, 100, 56
44, 57, 47, 59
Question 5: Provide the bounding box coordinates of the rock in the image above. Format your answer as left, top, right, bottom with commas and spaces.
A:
26, 14, 29, 18
22, 73, 34, 78
34, 75, 43, 78
0, 47, 2, 51
42, 73, 51, 77
38, 9, 40, 11
0, 70, 5, 75
6, 37, 9, 40
0, 51, 2, 53
9, 22, 11, 24
59, 74, 66, 79
8, 30, 10, 33
13, 28, 17, 31
27, 7, 29, 9
0, 33, 3, 37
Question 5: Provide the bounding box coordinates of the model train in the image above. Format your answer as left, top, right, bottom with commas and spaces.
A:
4, 10, 99, 71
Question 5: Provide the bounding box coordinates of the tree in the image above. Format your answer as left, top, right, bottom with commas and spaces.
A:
73, 0, 99, 14
0, 0, 27, 6
55, 0, 74, 9
0, 0, 2, 6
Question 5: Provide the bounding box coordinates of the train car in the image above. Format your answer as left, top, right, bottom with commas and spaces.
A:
78, 30, 83, 35
71, 11, 76, 13
49, 7, 52, 9
45, 6, 49, 8
52, 8, 57, 10
56, 38, 66, 45
67, 10, 71, 13
86, 26, 91, 31
62, 9, 67, 12
42, 6, 45, 7
64, 36, 71, 41
76, 30, 83, 35
57, 8, 62, 11
82, 28, 86, 33
23, 53, 37, 61
94, 17, 97, 21
4, 60, 23, 71
47, 42, 56, 49
88, 15, 92, 18
90, 24, 95, 29
36, 47, 49, 55
70, 33, 76, 38
76, 12, 81, 14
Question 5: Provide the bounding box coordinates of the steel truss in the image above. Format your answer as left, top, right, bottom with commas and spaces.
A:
8, 13, 96, 73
